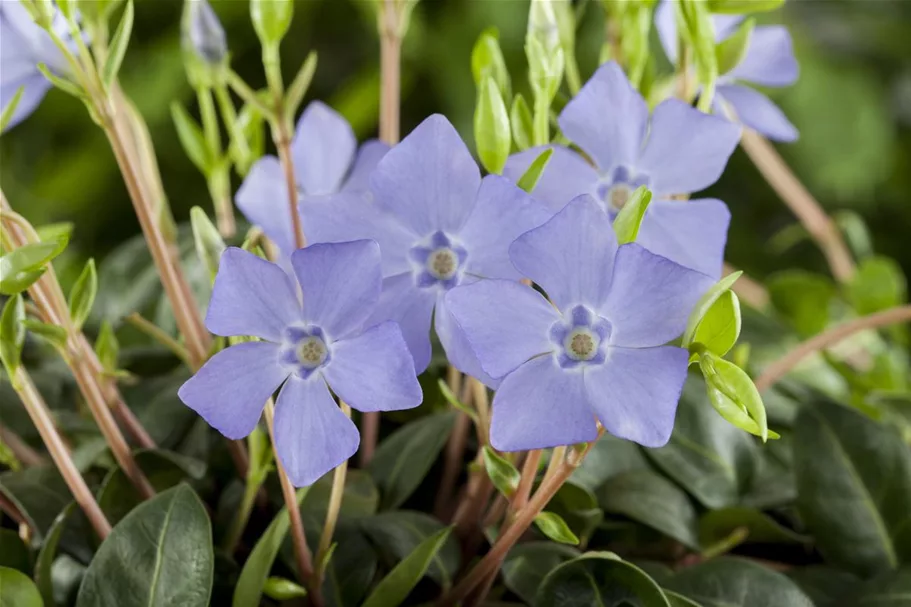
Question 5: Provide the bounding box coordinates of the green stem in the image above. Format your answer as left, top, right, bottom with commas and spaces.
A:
125, 312, 192, 367
532, 96, 550, 147
702, 527, 749, 560
214, 83, 252, 172
316, 403, 351, 575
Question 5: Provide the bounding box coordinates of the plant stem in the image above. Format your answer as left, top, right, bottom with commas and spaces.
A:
512, 450, 541, 514
755, 305, 911, 392
379, 0, 402, 146
198, 87, 235, 238
214, 83, 251, 172
125, 312, 192, 367
13, 367, 112, 539
434, 376, 473, 520
317, 403, 351, 576
273, 121, 306, 250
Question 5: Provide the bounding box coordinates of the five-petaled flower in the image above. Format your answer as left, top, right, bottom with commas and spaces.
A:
655, 1, 800, 142
178, 241, 422, 486
301, 114, 553, 382
0, 2, 70, 131
504, 62, 741, 279
445, 196, 714, 450
236, 101, 389, 255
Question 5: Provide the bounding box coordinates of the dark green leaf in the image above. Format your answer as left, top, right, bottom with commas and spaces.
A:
102, 0, 134, 87
613, 186, 652, 245
0, 529, 29, 573
794, 399, 911, 576
76, 485, 213, 607
534, 552, 672, 607
836, 567, 911, 607
534, 512, 580, 545
361, 511, 460, 588
483, 446, 521, 499
360, 526, 453, 607
549, 481, 603, 545
571, 434, 648, 492
318, 521, 378, 607
502, 542, 580, 604
35, 503, 75, 607
788, 566, 860, 607
516, 147, 554, 193
67, 259, 97, 330
665, 557, 813, 607
0, 566, 42, 607
699, 507, 807, 548
0, 466, 70, 542
597, 470, 700, 550
303, 468, 378, 522
368, 411, 456, 510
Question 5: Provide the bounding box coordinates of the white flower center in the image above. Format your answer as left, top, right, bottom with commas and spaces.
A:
608, 184, 632, 212
427, 248, 458, 280
564, 328, 599, 361
296, 336, 328, 368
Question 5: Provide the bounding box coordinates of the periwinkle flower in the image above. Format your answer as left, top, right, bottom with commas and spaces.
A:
236, 101, 389, 255
445, 196, 714, 450
178, 240, 422, 486
184, 0, 227, 65
301, 115, 553, 381
504, 62, 741, 278
655, 1, 800, 142
0, 2, 70, 131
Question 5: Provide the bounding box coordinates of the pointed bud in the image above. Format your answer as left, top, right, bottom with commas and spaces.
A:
184, 0, 227, 65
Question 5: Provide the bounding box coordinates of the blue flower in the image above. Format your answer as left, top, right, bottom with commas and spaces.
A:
0, 3, 70, 131
445, 196, 714, 450
504, 62, 741, 278
236, 101, 389, 255
301, 115, 554, 382
178, 241, 422, 486
655, 1, 800, 142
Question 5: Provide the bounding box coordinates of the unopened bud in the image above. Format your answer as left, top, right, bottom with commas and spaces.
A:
185, 0, 227, 65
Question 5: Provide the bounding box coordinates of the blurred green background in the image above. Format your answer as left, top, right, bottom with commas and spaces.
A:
2, 0, 910, 291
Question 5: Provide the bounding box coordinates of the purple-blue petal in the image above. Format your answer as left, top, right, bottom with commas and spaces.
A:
509, 195, 617, 311
584, 346, 688, 447
178, 341, 288, 439
635, 197, 731, 279
601, 243, 714, 348
342, 140, 390, 193
322, 321, 422, 412
370, 114, 481, 236
235, 156, 296, 255
716, 85, 798, 143
490, 357, 599, 451
0, 75, 50, 131
727, 26, 798, 87
434, 291, 501, 388
558, 62, 649, 174
457, 175, 554, 280
502, 145, 598, 212
654, 1, 743, 63
444, 280, 558, 380
274, 374, 359, 487
368, 272, 437, 373
206, 247, 301, 341
290, 240, 382, 339
637, 98, 742, 196
292, 101, 357, 196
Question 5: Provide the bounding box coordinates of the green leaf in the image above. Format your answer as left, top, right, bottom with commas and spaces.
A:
699, 352, 771, 441
314, 522, 377, 607
285, 52, 318, 122
171, 103, 212, 173
510, 93, 534, 151
836, 567, 911, 607
22, 319, 68, 351
360, 526, 453, 607
0, 238, 68, 295
788, 566, 860, 607
262, 576, 306, 600
794, 399, 911, 577
437, 379, 477, 423
67, 259, 97, 330
76, 485, 213, 607
368, 411, 456, 510
190, 207, 226, 283
516, 147, 554, 193
35, 503, 75, 606
699, 507, 807, 549
646, 378, 757, 509
303, 469, 379, 523
0, 86, 25, 132
549, 481, 602, 546
0, 529, 29, 573
691, 290, 742, 360
0, 268, 45, 296
534, 512, 580, 545
0, 567, 42, 607
847, 256, 907, 316
571, 434, 649, 492
0, 466, 71, 543
360, 511, 460, 588
767, 270, 835, 337
474, 76, 511, 175
502, 542, 580, 604
665, 558, 813, 607
708, 0, 786, 14
37, 63, 84, 98
94, 320, 119, 371
682, 272, 742, 348
0, 295, 25, 377
482, 446, 521, 499
715, 18, 754, 75
471, 27, 511, 100
597, 470, 700, 550
534, 552, 672, 607
102, 0, 134, 87
613, 186, 652, 245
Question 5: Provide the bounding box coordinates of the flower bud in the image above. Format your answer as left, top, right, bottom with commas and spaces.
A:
250, 0, 293, 49
184, 0, 227, 65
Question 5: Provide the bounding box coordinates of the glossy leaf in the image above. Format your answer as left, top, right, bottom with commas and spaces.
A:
361, 511, 460, 588
482, 446, 521, 499
837, 567, 911, 607
691, 290, 741, 360
699, 507, 807, 548
613, 186, 652, 245
360, 526, 453, 607
76, 485, 214, 607
303, 469, 379, 522
67, 259, 97, 330
534, 511, 580, 545
699, 352, 771, 441
0, 238, 67, 296
572, 434, 649, 492
502, 542, 580, 604
534, 552, 672, 607
516, 147, 554, 193
549, 481, 603, 545
788, 566, 860, 607
35, 503, 75, 606
0, 567, 42, 607
103, 0, 134, 87
474, 76, 512, 175
665, 557, 813, 607
0, 466, 71, 542
794, 399, 911, 577
317, 522, 378, 607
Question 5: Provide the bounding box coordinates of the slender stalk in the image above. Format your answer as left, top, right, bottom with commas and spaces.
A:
379, 0, 402, 146
317, 404, 350, 574
434, 374, 472, 520
755, 305, 911, 392
0, 424, 45, 467
13, 367, 112, 539
274, 123, 306, 251
125, 312, 192, 367
214, 83, 251, 171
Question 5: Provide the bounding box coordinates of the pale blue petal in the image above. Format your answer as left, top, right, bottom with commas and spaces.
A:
206, 247, 302, 341
434, 292, 500, 389
638, 98, 742, 196
368, 273, 437, 373
444, 280, 558, 380
342, 140, 390, 193
292, 101, 357, 196
558, 62, 649, 173
490, 357, 598, 451
601, 244, 714, 348
716, 85, 798, 143
509, 195, 617, 311
502, 146, 598, 212
635, 198, 731, 278
727, 26, 798, 87
0, 75, 50, 131
457, 175, 554, 280
178, 341, 287, 439
585, 346, 688, 447
370, 114, 481, 235
654, 0, 677, 63
291, 240, 382, 339
323, 321, 422, 413
235, 156, 296, 255
274, 375, 359, 487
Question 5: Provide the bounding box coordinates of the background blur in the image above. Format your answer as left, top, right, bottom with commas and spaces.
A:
2, 0, 910, 292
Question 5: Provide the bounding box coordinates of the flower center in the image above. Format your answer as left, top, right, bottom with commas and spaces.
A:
564, 328, 599, 361
296, 336, 328, 368
281, 326, 331, 378
428, 248, 458, 280
550, 305, 612, 369
410, 231, 467, 290
607, 184, 631, 212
